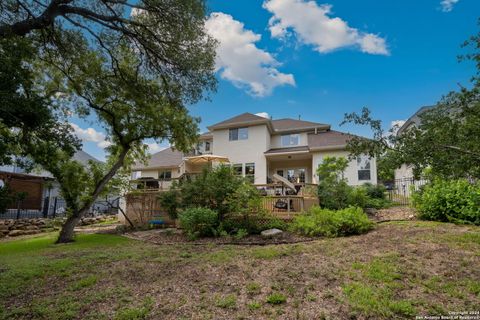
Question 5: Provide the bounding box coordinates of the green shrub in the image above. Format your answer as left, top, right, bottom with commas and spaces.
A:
178, 207, 219, 239
266, 292, 287, 305
158, 187, 180, 219
291, 206, 374, 237
413, 179, 480, 225
219, 214, 287, 235
363, 183, 386, 199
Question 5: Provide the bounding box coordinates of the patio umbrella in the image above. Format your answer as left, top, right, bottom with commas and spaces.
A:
184, 154, 230, 165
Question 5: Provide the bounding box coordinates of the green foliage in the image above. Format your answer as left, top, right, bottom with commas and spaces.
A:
0, 185, 13, 214
219, 215, 287, 235
291, 206, 374, 237
178, 166, 245, 218
413, 179, 480, 225
266, 292, 287, 305
215, 294, 237, 309
316, 157, 390, 210
178, 207, 219, 240
158, 187, 180, 219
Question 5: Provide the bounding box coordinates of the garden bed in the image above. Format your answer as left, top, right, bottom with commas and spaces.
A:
125, 228, 316, 245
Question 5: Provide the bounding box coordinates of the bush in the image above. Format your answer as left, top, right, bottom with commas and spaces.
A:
363, 183, 386, 199
413, 179, 480, 225
219, 214, 287, 235
178, 207, 219, 239
291, 206, 374, 237
158, 187, 180, 219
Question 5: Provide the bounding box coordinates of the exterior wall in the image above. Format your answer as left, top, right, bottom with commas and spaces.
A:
267, 159, 313, 183
212, 124, 270, 184
394, 164, 414, 180
311, 150, 378, 186
270, 132, 308, 149
135, 167, 182, 179
196, 139, 213, 155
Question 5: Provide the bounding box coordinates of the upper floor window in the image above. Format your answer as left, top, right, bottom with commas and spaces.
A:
158, 170, 172, 180
357, 155, 371, 181
281, 134, 300, 146
205, 141, 211, 152
229, 127, 248, 141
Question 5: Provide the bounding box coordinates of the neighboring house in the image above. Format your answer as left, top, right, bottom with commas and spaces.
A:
132, 113, 377, 187
394, 106, 434, 180
0, 150, 116, 216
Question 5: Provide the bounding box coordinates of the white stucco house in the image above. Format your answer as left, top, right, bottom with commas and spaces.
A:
131, 113, 377, 188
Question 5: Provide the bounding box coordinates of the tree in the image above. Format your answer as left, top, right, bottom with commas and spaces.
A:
341, 26, 480, 180
0, 0, 217, 243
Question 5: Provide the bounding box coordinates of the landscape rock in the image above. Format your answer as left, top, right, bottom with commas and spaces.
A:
261, 228, 283, 238
8, 230, 25, 237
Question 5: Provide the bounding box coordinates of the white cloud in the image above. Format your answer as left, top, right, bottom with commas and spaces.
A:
255, 112, 270, 118
145, 143, 167, 154
440, 0, 459, 12
70, 123, 112, 149
390, 120, 406, 135
263, 0, 389, 55
205, 12, 295, 97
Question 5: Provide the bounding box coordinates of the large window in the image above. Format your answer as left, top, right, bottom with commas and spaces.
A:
233, 164, 243, 176
229, 127, 248, 141
357, 156, 371, 181
245, 163, 255, 183
281, 134, 300, 146
158, 170, 172, 180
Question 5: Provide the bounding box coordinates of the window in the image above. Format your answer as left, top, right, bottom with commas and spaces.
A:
229, 127, 248, 141
158, 170, 172, 180
233, 164, 243, 176
281, 134, 300, 146
357, 156, 371, 181
205, 141, 211, 152
245, 163, 255, 183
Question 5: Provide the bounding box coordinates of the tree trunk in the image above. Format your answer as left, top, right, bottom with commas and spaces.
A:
55, 147, 130, 244
56, 208, 85, 243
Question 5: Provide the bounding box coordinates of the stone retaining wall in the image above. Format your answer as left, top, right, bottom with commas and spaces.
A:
0, 215, 117, 238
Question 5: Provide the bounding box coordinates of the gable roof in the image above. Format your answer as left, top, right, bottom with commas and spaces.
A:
271, 118, 329, 133
207, 113, 270, 131
397, 105, 435, 136
307, 130, 356, 150
133, 147, 183, 170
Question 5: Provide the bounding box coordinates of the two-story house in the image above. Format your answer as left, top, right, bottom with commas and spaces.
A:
132, 113, 377, 187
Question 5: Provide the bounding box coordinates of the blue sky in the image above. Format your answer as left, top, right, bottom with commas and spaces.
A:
72, 0, 479, 160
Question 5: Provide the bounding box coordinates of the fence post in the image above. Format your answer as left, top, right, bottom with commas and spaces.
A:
42, 197, 50, 218
52, 197, 57, 218
16, 200, 21, 220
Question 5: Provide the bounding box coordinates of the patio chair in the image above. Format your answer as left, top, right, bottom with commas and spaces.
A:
274, 199, 294, 211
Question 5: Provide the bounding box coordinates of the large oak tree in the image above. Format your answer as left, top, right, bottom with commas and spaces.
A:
0, 0, 217, 242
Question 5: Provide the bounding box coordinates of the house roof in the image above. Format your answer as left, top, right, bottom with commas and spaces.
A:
307, 130, 356, 150
264, 146, 310, 155
199, 132, 213, 140
271, 119, 329, 132
207, 113, 270, 130
397, 105, 435, 136
133, 147, 183, 170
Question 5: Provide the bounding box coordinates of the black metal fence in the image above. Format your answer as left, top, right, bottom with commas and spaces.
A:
384, 177, 429, 206
0, 197, 119, 220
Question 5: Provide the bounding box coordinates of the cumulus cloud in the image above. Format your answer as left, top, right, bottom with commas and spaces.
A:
440, 0, 459, 12
70, 123, 112, 149
205, 12, 295, 97
263, 0, 389, 55
255, 112, 271, 118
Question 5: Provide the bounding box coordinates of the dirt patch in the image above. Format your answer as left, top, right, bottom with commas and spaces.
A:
125, 228, 315, 245
369, 206, 417, 222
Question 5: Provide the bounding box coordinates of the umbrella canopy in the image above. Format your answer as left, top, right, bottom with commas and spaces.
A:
184, 154, 230, 165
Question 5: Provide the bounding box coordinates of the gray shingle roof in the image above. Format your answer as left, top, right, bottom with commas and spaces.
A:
271, 119, 329, 132
264, 146, 310, 154
307, 130, 355, 149
208, 113, 270, 130
133, 147, 183, 170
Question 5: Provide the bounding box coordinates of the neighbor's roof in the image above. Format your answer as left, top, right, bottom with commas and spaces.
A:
73, 150, 101, 166
397, 105, 435, 136
207, 112, 270, 130
133, 147, 183, 170
307, 130, 356, 150
199, 132, 213, 140
271, 118, 329, 132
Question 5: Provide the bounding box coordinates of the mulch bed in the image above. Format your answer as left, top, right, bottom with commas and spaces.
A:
124, 228, 316, 245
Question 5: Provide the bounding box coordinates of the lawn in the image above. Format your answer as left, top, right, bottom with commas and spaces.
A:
0, 221, 479, 319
